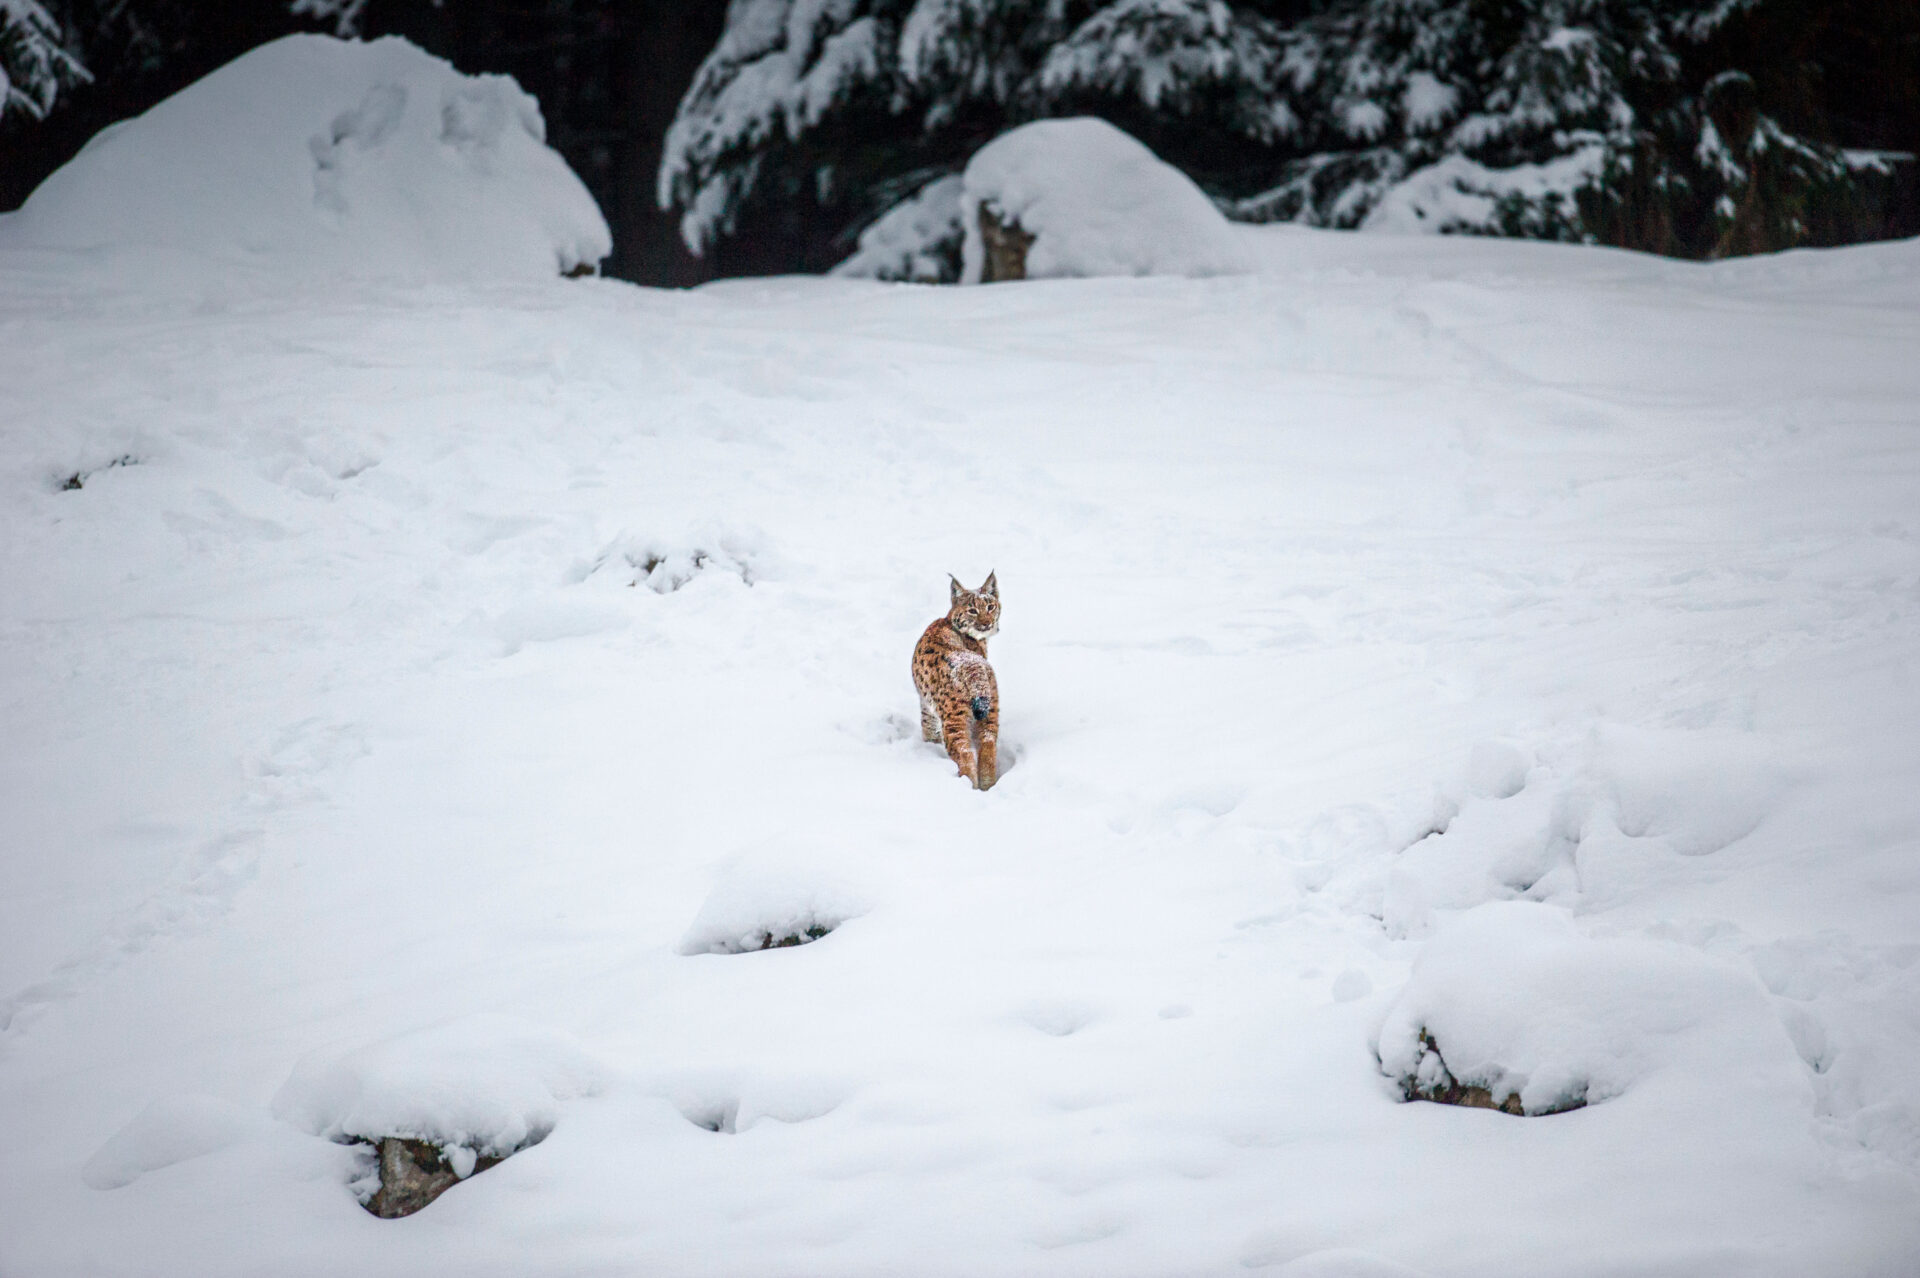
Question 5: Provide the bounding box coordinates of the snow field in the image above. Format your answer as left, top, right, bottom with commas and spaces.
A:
1, 227, 1918, 1274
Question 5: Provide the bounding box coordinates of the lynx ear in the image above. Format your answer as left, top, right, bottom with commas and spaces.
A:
980, 571, 998, 599
950, 574, 965, 603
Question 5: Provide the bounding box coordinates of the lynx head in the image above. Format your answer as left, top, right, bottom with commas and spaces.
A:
948, 571, 1000, 641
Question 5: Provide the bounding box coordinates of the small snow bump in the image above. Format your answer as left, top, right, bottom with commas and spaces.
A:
677, 852, 870, 956
1331, 969, 1373, 1003
1466, 739, 1534, 800
1019, 999, 1101, 1037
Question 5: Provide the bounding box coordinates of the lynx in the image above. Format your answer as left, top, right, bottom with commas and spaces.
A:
911, 572, 1001, 790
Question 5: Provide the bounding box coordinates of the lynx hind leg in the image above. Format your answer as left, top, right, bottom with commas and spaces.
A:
975, 702, 999, 791
919, 698, 941, 743
941, 712, 979, 787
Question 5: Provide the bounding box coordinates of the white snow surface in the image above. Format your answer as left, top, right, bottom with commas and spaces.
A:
3, 215, 1920, 1275
0, 34, 609, 280
960, 117, 1250, 281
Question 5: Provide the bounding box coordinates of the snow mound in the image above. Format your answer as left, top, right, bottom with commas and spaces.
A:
832, 174, 964, 283
959, 117, 1249, 282
1262, 1249, 1436, 1278
0, 34, 609, 280
271, 1015, 602, 1156
82, 1094, 268, 1189
1377, 903, 1808, 1117
678, 848, 873, 956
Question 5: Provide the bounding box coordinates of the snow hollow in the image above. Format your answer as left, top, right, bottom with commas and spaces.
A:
3, 36, 1920, 1278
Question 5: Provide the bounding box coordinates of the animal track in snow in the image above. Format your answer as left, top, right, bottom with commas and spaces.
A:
657, 1073, 846, 1134
568, 531, 766, 594
1375, 725, 1801, 938
0, 717, 366, 1038
678, 1098, 740, 1134
54, 454, 140, 491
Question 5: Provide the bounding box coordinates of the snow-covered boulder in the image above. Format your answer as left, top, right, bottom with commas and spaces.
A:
272, 1015, 602, 1162
678, 849, 872, 956
0, 34, 609, 280
959, 117, 1250, 283
1376, 903, 1808, 1118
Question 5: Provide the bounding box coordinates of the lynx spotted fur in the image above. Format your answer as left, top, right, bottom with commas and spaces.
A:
911, 572, 1000, 790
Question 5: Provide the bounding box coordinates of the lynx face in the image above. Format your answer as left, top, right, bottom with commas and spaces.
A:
949, 572, 1000, 641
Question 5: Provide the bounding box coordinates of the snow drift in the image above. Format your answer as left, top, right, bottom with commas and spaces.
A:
81, 1094, 271, 1190
959, 117, 1250, 282
0, 34, 609, 280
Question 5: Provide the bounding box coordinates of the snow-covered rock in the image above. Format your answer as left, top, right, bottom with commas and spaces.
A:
678, 848, 872, 955
959, 117, 1250, 282
1377, 903, 1810, 1117
271, 1015, 603, 1157
0, 34, 609, 280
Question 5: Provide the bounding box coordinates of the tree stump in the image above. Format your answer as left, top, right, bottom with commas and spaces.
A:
977, 202, 1035, 282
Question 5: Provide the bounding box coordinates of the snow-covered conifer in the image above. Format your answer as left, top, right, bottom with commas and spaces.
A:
659, 0, 1303, 272
658, 0, 904, 257
1231, 0, 1869, 254
1, 0, 85, 121
662, 0, 1903, 270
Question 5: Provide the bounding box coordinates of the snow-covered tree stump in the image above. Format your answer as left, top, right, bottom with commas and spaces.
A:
977, 204, 1034, 283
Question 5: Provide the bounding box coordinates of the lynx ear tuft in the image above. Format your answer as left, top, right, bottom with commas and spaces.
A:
980, 571, 997, 598
950, 574, 965, 603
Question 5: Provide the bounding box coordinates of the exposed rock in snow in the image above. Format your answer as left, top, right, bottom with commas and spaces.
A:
362, 1136, 504, 1218
0, 34, 609, 280
958, 117, 1250, 282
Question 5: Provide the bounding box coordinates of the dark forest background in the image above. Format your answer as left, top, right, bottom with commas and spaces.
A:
2, 0, 1916, 286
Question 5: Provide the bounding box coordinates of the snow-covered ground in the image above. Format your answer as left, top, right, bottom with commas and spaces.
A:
4, 215, 1920, 1273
